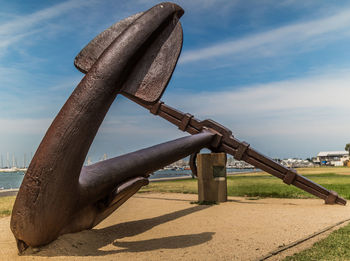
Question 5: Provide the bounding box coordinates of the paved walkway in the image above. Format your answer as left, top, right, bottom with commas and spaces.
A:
1, 193, 349, 260
0, 189, 18, 197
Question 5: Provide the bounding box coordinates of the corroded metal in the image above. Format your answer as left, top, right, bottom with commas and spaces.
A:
74, 6, 183, 103
11, 2, 195, 252
11, 1, 346, 254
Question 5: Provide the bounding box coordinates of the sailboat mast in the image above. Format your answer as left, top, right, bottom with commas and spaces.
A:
6, 152, 9, 169
24, 153, 27, 168
12, 153, 16, 168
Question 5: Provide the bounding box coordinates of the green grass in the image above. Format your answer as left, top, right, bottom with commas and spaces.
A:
0, 196, 16, 218
226, 173, 350, 199
142, 170, 350, 200
284, 224, 350, 261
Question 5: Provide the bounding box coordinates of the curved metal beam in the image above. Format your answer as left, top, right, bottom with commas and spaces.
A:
11, 2, 185, 250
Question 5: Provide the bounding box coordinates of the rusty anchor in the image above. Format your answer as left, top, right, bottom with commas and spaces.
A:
11, 2, 346, 253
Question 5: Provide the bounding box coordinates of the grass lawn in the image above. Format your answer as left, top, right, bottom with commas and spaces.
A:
141, 167, 350, 200
284, 225, 350, 260
0, 196, 16, 218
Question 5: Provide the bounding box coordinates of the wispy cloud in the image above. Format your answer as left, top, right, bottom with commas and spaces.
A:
0, 0, 96, 53
167, 67, 350, 136
48, 76, 81, 91
0, 118, 51, 135
162, 68, 350, 157
87, 67, 350, 157
93, 68, 350, 158
180, 7, 350, 63
0, 0, 95, 34
1, 0, 348, 159
3, 67, 349, 158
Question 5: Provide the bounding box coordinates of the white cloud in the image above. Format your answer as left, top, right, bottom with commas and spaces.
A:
0, 0, 96, 52
170, 68, 350, 117
2, 0, 349, 159
0, 0, 95, 34
84, 68, 350, 157
48, 76, 81, 92
180, 7, 350, 63
176, 78, 347, 117
164, 68, 350, 156
3, 69, 349, 159
0, 118, 51, 134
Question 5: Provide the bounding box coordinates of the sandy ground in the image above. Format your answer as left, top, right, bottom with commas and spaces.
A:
1, 193, 350, 261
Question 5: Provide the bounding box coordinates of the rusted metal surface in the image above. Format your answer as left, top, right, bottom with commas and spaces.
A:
189, 152, 198, 177
74, 7, 183, 104
11, 2, 193, 252
11, 0, 346, 254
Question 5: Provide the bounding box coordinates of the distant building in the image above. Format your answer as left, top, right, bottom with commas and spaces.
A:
316, 151, 349, 166
281, 158, 314, 168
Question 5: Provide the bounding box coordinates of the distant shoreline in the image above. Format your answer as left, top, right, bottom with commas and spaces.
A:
0, 169, 260, 197
0, 189, 18, 197
0, 169, 27, 173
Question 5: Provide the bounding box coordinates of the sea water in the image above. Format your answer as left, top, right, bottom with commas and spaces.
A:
0, 172, 25, 190
0, 168, 257, 190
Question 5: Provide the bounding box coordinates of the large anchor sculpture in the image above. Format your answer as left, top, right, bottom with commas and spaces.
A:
10, 2, 346, 252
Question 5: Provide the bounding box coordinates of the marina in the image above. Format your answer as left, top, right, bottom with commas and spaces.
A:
0, 168, 258, 190
0, 167, 27, 173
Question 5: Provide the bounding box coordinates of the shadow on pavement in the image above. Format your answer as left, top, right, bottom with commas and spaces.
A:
27, 204, 214, 257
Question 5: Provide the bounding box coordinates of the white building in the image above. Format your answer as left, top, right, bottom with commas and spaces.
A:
316, 151, 349, 166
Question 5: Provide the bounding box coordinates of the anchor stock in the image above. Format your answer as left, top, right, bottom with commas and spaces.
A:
127, 98, 346, 206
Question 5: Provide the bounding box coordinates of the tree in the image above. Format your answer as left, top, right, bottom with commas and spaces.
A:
345, 143, 350, 155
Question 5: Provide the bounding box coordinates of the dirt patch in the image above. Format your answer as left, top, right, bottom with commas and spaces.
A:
1, 193, 349, 260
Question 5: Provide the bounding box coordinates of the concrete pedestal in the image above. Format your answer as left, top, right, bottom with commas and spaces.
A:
197, 152, 227, 203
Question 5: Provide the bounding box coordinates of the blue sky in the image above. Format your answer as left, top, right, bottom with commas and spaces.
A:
1, 0, 350, 165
